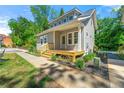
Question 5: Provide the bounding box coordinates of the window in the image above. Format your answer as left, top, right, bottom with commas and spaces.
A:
69, 16, 73, 20
74, 32, 78, 44
67, 33, 72, 44
67, 31, 78, 45
86, 43, 89, 49
59, 21, 61, 24
63, 18, 66, 23
44, 37, 47, 43
44, 35, 48, 44
41, 38, 43, 45
40, 35, 48, 45
54, 23, 57, 26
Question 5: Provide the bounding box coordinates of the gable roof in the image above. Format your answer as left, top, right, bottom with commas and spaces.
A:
49, 8, 96, 26
37, 8, 97, 36
49, 8, 82, 24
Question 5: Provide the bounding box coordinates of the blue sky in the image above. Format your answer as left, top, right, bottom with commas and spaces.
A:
0, 5, 121, 35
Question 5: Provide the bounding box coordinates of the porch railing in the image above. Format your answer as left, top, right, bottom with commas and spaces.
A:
40, 43, 54, 53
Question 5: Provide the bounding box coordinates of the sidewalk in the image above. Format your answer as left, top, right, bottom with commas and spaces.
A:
16, 52, 110, 88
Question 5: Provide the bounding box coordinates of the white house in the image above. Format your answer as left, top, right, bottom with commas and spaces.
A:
36, 8, 97, 62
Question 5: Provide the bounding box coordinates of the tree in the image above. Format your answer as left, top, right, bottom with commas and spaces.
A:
59, 8, 64, 16
95, 17, 124, 51
50, 8, 59, 20
8, 16, 37, 50
120, 5, 124, 24
8, 5, 59, 51
30, 5, 58, 32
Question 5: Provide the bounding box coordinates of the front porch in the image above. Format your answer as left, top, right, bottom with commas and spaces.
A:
41, 49, 84, 62
37, 20, 84, 62
38, 42, 84, 62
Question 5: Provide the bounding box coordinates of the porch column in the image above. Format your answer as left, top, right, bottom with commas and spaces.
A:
53, 31, 55, 50
78, 24, 82, 51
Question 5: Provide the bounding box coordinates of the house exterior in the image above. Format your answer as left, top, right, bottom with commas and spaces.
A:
36, 8, 97, 62
0, 35, 2, 47
0, 34, 12, 48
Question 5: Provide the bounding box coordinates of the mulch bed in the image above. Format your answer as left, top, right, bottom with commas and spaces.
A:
57, 61, 109, 80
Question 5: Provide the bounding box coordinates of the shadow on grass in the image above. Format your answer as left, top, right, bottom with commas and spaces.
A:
0, 58, 10, 62
26, 71, 61, 88
0, 76, 22, 88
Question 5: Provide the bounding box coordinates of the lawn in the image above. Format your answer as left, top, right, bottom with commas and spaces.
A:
0, 53, 61, 88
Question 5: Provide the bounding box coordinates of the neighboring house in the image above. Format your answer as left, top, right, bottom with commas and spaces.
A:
0, 35, 2, 47
0, 34, 12, 48
36, 8, 97, 62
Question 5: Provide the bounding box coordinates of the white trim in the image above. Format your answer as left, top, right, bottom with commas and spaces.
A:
36, 19, 80, 36
78, 25, 82, 51
53, 31, 55, 50
67, 31, 78, 45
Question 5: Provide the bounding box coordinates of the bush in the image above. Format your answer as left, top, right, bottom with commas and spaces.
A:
118, 45, 124, 60
93, 45, 99, 53
75, 58, 85, 70
28, 46, 36, 53
83, 53, 96, 62
51, 54, 58, 61
38, 75, 52, 87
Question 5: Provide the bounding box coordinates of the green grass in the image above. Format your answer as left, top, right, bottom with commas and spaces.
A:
0, 53, 53, 88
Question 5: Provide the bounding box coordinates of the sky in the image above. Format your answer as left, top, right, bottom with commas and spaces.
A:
0, 5, 121, 35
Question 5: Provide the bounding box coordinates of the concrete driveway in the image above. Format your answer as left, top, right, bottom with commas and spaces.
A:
108, 59, 124, 88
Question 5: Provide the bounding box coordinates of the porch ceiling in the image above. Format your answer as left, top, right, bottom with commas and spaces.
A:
37, 19, 80, 36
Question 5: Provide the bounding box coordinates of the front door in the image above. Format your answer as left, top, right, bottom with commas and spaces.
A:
60, 34, 66, 49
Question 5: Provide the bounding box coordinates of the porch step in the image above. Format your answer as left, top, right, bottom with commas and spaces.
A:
41, 54, 51, 58
44, 51, 53, 54
41, 50, 53, 58
43, 51, 53, 55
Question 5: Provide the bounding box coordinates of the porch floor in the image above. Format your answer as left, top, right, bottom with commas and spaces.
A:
41, 50, 84, 62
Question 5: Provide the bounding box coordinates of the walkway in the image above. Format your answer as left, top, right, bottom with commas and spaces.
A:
16, 52, 110, 88
108, 59, 124, 88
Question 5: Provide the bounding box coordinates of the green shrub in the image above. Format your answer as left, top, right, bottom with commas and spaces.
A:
83, 53, 96, 62
93, 45, 99, 53
39, 75, 52, 87
75, 58, 85, 70
118, 45, 124, 60
51, 54, 58, 61
28, 46, 36, 53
